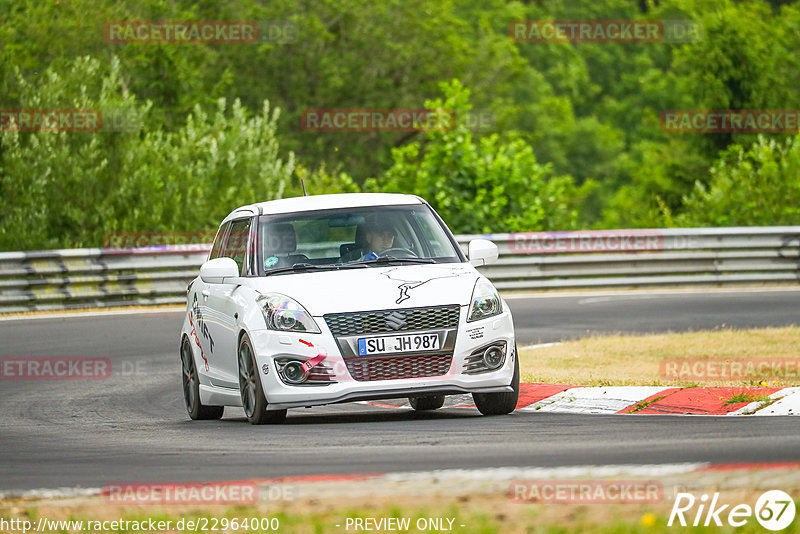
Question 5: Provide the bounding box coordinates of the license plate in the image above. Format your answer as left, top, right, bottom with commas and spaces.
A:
357, 333, 440, 355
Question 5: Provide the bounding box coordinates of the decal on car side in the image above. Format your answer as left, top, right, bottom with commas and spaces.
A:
191, 294, 215, 353
188, 310, 210, 372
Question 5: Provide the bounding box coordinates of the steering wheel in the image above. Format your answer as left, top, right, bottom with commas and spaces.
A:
377, 247, 418, 258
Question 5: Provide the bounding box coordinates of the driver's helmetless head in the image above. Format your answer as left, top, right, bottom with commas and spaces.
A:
365, 223, 395, 251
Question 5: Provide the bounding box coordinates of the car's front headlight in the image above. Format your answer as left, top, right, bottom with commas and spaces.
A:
257, 293, 320, 333
467, 278, 503, 322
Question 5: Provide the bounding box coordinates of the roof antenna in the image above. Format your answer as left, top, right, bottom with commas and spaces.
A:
301, 178, 308, 196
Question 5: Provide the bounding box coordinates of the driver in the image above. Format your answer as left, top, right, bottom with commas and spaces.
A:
359, 220, 395, 261
339, 218, 397, 263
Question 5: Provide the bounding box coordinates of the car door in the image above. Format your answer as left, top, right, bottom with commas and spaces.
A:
189, 221, 230, 383
203, 216, 254, 387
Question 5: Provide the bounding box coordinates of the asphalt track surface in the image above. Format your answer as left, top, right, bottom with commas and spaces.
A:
1, 288, 799, 491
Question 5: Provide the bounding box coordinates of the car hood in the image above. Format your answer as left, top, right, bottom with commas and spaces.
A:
250, 263, 481, 315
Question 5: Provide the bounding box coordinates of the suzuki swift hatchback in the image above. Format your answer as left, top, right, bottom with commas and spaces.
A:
180, 193, 518, 424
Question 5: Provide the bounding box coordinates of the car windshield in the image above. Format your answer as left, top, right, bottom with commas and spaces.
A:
257, 204, 462, 275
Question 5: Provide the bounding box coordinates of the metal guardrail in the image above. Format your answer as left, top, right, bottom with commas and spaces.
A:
1, 227, 798, 313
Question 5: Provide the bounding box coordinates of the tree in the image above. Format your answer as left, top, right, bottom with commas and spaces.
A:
366, 81, 577, 233
0, 57, 294, 250
677, 135, 800, 226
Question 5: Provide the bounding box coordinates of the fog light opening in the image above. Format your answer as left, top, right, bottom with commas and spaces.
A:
483, 345, 505, 370
281, 361, 308, 384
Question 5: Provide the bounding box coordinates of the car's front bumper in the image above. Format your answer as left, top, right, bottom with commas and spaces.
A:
248, 306, 516, 409
265, 384, 515, 410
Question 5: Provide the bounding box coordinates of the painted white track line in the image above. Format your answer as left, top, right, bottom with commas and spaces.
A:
519, 386, 671, 414
729, 387, 800, 416
753, 387, 800, 416
519, 342, 563, 350
503, 286, 800, 300
0, 307, 185, 321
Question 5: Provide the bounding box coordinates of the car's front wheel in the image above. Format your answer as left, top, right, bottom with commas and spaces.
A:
472, 345, 519, 416
409, 395, 445, 411
238, 334, 287, 425
181, 338, 224, 420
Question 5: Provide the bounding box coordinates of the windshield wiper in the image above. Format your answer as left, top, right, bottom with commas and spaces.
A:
355, 256, 436, 266
264, 263, 367, 276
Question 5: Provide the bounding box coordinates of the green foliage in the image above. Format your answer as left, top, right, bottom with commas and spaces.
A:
677, 135, 800, 226
0, 57, 293, 250
2, 0, 800, 250
292, 164, 360, 197
368, 81, 577, 233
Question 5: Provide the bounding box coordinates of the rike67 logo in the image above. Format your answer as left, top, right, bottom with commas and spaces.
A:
669, 490, 796, 530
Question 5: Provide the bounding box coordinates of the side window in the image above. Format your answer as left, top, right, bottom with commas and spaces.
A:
222, 218, 252, 275
209, 222, 231, 260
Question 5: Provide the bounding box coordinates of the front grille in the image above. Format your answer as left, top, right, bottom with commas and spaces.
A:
324, 306, 460, 337
345, 354, 452, 381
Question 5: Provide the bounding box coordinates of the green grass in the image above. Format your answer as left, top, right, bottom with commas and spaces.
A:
7, 499, 800, 534
628, 394, 669, 413
519, 326, 800, 387
723, 393, 770, 406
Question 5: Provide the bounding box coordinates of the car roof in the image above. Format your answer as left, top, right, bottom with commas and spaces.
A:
222, 193, 425, 222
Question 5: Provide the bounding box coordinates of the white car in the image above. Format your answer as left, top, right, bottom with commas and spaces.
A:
180, 193, 518, 424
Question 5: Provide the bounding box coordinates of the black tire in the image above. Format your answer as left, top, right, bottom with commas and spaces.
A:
181, 338, 224, 420
409, 395, 446, 411
238, 334, 287, 425
472, 344, 519, 416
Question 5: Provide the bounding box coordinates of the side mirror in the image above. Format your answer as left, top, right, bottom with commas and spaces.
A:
468, 239, 499, 267
200, 257, 240, 284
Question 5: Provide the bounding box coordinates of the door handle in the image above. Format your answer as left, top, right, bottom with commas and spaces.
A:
201, 290, 210, 298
